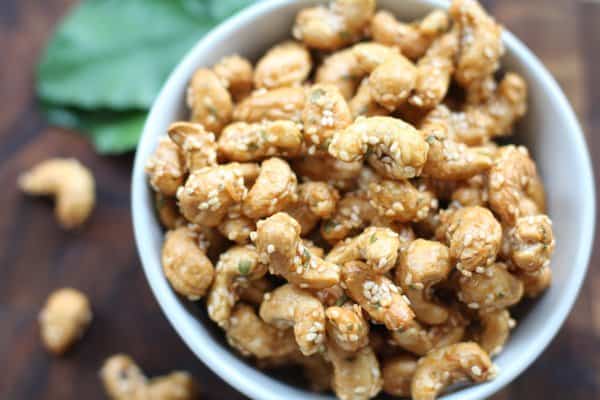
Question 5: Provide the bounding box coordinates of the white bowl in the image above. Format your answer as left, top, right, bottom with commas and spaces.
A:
132, 1, 596, 399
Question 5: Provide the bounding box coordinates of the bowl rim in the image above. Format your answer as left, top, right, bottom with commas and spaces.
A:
131, 1, 596, 399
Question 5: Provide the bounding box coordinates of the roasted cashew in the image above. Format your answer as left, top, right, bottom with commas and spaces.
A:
255, 212, 340, 288
168, 121, 217, 172
382, 355, 418, 397
326, 303, 370, 352
368, 52, 418, 111
162, 226, 215, 300
154, 193, 183, 229
226, 303, 297, 359
293, 0, 376, 51
397, 239, 452, 325
285, 182, 340, 235
234, 86, 305, 123
217, 213, 255, 244
177, 162, 259, 227
371, 9, 449, 60
327, 226, 401, 273
411, 342, 496, 400
342, 261, 414, 330
450, 174, 489, 207
254, 41, 312, 89
326, 342, 383, 400
20, 158, 95, 229
187, 68, 232, 134
260, 283, 326, 355
316, 48, 364, 100
146, 371, 200, 400
213, 54, 254, 102
477, 309, 514, 356
39, 288, 92, 354
292, 154, 363, 191
457, 262, 524, 311
100, 354, 147, 400
367, 179, 436, 223
506, 215, 555, 272
329, 116, 429, 180
207, 244, 267, 328
350, 78, 389, 118
518, 266, 552, 298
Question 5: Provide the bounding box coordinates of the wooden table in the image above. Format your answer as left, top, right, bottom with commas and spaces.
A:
1, 1, 598, 398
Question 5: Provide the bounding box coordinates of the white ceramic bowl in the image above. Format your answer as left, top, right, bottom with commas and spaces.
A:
132, 1, 596, 399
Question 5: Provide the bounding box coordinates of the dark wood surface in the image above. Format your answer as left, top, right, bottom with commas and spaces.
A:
1, 1, 598, 399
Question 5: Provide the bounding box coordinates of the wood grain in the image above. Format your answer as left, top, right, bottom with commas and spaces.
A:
0, 1, 598, 399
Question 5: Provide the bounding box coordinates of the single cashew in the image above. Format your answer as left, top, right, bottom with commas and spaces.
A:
154, 193, 183, 229
477, 309, 514, 356
368, 52, 418, 111
217, 213, 255, 244
325, 303, 370, 352
207, 244, 267, 328
254, 41, 312, 89
260, 283, 326, 355
382, 355, 418, 397
326, 342, 383, 400
255, 212, 340, 289
285, 182, 340, 235
321, 191, 378, 243
506, 215, 555, 272
39, 288, 92, 354
20, 158, 95, 229
350, 78, 390, 118
457, 262, 524, 311
187, 68, 232, 134
292, 154, 363, 191
517, 266, 552, 298
100, 354, 147, 400
367, 179, 437, 223
162, 226, 215, 300
234, 86, 305, 123
316, 48, 364, 100
342, 261, 414, 330
146, 371, 200, 400
168, 121, 217, 172
213, 54, 254, 101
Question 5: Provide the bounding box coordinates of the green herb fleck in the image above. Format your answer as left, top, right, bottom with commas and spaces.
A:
259, 130, 268, 142
238, 260, 252, 275
426, 135, 437, 144
496, 291, 506, 299
369, 233, 377, 244
303, 248, 311, 266
320, 137, 332, 150
310, 88, 325, 103
247, 142, 259, 152
335, 294, 349, 307
338, 30, 352, 41
206, 104, 218, 117
323, 220, 338, 233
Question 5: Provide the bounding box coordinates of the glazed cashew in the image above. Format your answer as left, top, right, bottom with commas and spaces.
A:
20, 158, 95, 229
441, 206, 502, 275
237, 277, 274, 305
327, 342, 383, 400
218, 120, 304, 162
368, 52, 418, 111
350, 78, 389, 118
477, 309, 514, 356
321, 191, 377, 243
213, 54, 254, 101
177, 162, 259, 227
397, 239, 452, 325
342, 261, 414, 330
234, 86, 305, 123
457, 262, 524, 311
217, 213, 255, 244
100, 354, 147, 400
145, 137, 184, 197
187, 68, 232, 134
39, 288, 92, 354
450, 174, 489, 207
382, 355, 418, 397
242, 157, 298, 219
325, 303, 370, 352
154, 193, 183, 229
255, 212, 340, 289
146, 371, 200, 400
316, 48, 364, 100
254, 41, 312, 89
226, 303, 298, 359
162, 226, 215, 300
518, 266, 552, 298
409, 28, 459, 108
327, 226, 401, 273
207, 245, 267, 328
260, 283, 326, 355
329, 116, 429, 180
489, 145, 545, 225
168, 121, 217, 172
506, 215, 555, 272
285, 182, 340, 235
367, 179, 436, 223
411, 342, 496, 400
293, 0, 376, 51
292, 155, 363, 191
303, 84, 353, 150
371, 9, 449, 60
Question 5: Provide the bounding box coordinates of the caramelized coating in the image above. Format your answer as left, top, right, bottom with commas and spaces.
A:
292, 155, 363, 190
352, 42, 400, 74
187, 68, 232, 134
293, 0, 376, 51
342, 261, 414, 330
506, 215, 555, 272
368, 53, 417, 111
477, 309, 513, 356
234, 86, 305, 123
168, 121, 217, 172
316, 48, 364, 100
326, 303, 370, 352
382, 355, 418, 397
350, 78, 389, 118
154, 193, 182, 229
285, 182, 340, 235
177, 163, 259, 227
303, 84, 353, 150
145, 137, 184, 197
489, 145, 545, 225
409, 28, 459, 108
100, 354, 147, 400
367, 179, 436, 223
411, 342, 495, 400
518, 266, 552, 298
243, 157, 298, 219
226, 303, 297, 358
457, 262, 524, 311
254, 41, 312, 89
397, 239, 452, 325
218, 120, 303, 161
321, 191, 378, 243
255, 212, 340, 288
39, 288, 92, 354
207, 245, 266, 328
441, 206, 502, 274
146, 371, 200, 400
327, 342, 383, 400
213, 54, 254, 101
327, 227, 401, 273
371, 10, 449, 60
329, 116, 429, 180
260, 284, 326, 355
162, 226, 215, 300
450, 174, 489, 207
217, 214, 254, 244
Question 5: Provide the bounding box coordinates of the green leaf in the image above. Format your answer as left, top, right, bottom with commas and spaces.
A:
37, 0, 253, 110
42, 104, 147, 154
